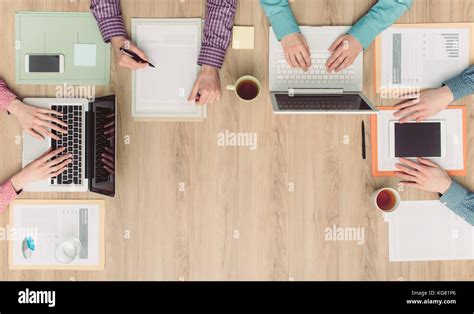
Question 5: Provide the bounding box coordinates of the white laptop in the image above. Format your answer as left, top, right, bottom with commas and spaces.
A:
22, 96, 116, 196
269, 26, 376, 114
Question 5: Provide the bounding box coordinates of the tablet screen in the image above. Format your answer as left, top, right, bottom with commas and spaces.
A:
395, 122, 441, 157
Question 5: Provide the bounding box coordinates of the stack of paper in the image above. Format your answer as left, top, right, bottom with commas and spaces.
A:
132, 18, 206, 120
385, 201, 474, 261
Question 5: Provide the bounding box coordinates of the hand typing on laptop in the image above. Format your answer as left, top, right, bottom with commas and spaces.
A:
326, 34, 363, 73
280, 33, 311, 71
7, 99, 68, 140
10, 148, 72, 192
260, 0, 413, 72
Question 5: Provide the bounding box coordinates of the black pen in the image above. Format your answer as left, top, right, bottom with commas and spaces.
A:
361, 121, 366, 160
119, 47, 155, 68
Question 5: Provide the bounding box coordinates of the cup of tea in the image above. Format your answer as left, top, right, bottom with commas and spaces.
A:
226, 76, 261, 101
373, 188, 401, 213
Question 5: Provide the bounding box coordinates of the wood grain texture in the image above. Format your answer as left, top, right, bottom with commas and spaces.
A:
0, 0, 473, 281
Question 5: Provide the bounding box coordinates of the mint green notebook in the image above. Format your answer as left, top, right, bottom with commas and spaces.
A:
16, 12, 111, 85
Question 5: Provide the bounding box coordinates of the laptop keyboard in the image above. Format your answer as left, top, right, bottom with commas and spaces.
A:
276, 52, 356, 85
50, 104, 83, 185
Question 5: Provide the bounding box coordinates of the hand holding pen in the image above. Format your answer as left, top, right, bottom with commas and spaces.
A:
120, 48, 155, 68
110, 36, 153, 70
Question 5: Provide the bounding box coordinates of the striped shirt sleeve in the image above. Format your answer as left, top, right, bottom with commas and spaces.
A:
0, 180, 18, 213
198, 0, 237, 69
0, 79, 17, 112
90, 0, 128, 43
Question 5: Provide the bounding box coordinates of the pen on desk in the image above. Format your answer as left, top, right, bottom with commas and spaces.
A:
361, 120, 366, 160
119, 47, 155, 68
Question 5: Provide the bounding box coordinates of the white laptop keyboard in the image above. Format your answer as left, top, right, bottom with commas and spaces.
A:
50, 104, 84, 186
276, 52, 356, 85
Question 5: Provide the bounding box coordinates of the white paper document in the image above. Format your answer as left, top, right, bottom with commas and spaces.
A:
9, 202, 104, 269
385, 201, 474, 261
380, 27, 470, 89
132, 19, 206, 119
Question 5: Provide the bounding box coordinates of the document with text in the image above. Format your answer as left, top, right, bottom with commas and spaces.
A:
9, 201, 104, 269
380, 27, 470, 90
132, 18, 206, 119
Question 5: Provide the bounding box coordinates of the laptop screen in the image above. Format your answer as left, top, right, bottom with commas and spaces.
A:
275, 93, 373, 111
88, 95, 116, 197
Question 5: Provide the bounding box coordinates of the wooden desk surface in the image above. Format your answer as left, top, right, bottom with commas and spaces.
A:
0, 0, 473, 281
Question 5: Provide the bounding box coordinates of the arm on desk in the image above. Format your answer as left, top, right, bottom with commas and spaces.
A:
198, 0, 237, 69
440, 181, 474, 226
90, 0, 127, 43
444, 65, 474, 101
0, 79, 18, 112
259, 0, 300, 41
347, 0, 413, 49
0, 180, 19, 213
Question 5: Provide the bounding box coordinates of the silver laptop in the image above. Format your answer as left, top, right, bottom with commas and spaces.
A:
22, 96, 116, 196
269, 26, 377, 114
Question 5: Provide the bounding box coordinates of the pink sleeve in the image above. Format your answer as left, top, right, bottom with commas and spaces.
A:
0, 180, 18, 213
0, 79, 18, 112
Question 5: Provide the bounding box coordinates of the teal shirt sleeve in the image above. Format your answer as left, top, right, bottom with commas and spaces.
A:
443, 65, 474, 101
440, 180, 474, 226
259, 0, 300, 41
347, 0, 413, 49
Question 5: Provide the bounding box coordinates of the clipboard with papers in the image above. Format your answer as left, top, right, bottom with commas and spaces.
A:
8, 200, 105, 270
131, 18, 207, 121
374, 23, 474, 94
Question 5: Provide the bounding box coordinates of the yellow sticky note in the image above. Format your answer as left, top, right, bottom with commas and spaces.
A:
232, 26, 255, 50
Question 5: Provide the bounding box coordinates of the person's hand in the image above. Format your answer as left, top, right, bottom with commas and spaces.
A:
326, 34, 362, 73
281, 33, 311, 71
393, 86, 454, 123
188, 65, 221, 105
10, 148, 72, 191
110, 36, 149, 70
395, 157, 453, 194
8, 100, 68, 140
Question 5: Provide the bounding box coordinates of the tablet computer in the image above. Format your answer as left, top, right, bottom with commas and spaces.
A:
389, 121, 446, 159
